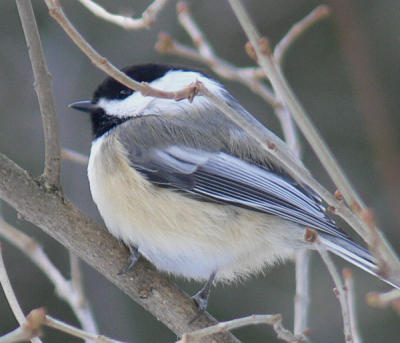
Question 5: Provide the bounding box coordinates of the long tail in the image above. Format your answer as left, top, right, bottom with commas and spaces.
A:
318, 234, 400, 289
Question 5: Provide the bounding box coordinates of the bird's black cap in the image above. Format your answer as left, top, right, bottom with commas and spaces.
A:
92, 63, 192, 102
70, 63, 196, 139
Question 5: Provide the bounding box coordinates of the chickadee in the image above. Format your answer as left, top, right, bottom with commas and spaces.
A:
70, 63, 398, 311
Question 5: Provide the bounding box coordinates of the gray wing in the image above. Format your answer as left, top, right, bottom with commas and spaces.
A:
126, 144, 346, 239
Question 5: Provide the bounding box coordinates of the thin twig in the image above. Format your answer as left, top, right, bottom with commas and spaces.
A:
0, 217, 98, 335
155, 33, 276, 103
343, 269, 362, 343
227, 0, 400, 285
77, 0, 168, 30
62, 148, 89, 166
0, 308, 46, 343
310, 233, 352, 342
160, 2, 277, 105
178, 314, 307, 343
0, 243, 43, 343
293, 250, 311, 336
43, 0, 199, 103
176, 0, 276, 105
271, 3, 332, 155
366, 288, 400, 308
156, 2, 305, 153
44, 314, 127, 343
0, 327, 35, 343
274, 5, 331, 64
70, 253, 84, 304
0, 243, 27, 326
69, 252, 98, 336
16, 0, 61, 188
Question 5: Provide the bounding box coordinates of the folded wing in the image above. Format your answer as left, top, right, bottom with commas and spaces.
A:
126, 144, 347, 239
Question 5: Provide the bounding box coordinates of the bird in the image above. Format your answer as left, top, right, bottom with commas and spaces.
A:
69, 63, 398, 311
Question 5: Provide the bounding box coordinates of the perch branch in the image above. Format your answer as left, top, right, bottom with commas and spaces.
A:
0, 152, 239, 343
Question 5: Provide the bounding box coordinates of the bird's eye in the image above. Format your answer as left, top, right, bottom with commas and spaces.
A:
120, 89, 132, 96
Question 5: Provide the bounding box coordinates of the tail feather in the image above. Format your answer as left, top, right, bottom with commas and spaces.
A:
318, 234, 400, 289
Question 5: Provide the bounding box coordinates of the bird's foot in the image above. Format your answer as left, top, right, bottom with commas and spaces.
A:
118, 246, 140, 275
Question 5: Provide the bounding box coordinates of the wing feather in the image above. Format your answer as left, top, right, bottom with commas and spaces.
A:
125, 144, 347, 239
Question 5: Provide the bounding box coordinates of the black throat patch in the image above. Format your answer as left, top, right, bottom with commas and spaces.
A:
90, 108, 131, 139
89, 63, 195, 138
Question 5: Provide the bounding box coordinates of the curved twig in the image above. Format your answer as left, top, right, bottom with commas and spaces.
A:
77, 0, 168, 30
17, 0, 61, 188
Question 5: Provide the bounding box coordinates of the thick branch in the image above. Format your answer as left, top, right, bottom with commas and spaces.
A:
16, 0, 61, 188
0, 153, 239, 343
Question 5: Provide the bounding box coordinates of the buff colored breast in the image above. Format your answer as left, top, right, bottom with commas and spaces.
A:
88, 133, 303, 282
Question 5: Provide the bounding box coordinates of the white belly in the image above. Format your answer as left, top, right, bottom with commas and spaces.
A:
88, 136, 304, 282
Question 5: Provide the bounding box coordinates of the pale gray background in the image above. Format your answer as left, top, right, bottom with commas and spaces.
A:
1, 0, 399, 342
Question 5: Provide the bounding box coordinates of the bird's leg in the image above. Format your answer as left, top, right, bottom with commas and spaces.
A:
118, 245, 141, 275
191, 270, 217, 312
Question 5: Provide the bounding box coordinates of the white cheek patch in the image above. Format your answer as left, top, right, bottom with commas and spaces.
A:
97, 70, 225, 118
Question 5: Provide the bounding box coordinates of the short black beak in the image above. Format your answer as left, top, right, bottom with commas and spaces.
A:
68, 100, 98, 113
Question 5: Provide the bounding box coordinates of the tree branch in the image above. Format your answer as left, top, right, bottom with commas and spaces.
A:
0, 217, 97, 335
62, 148, 89, 166
42, 0, 199, 103
366, 288, 400, 309
77, 0, 168, 30
309, 232, 353, 342
343, 269, 362, 343
179, 314, 307, 343
0, 152, 239, 343
226, 0, 400, 286
0, 308, 46, 343
274, 5, 331, 64
16, 0, 61, 188
0, 243, 43, 343
44, 314, 124, 343
293, 250, 311, 336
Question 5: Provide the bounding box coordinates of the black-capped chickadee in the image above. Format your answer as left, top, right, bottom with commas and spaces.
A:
70, 63, 399, 311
